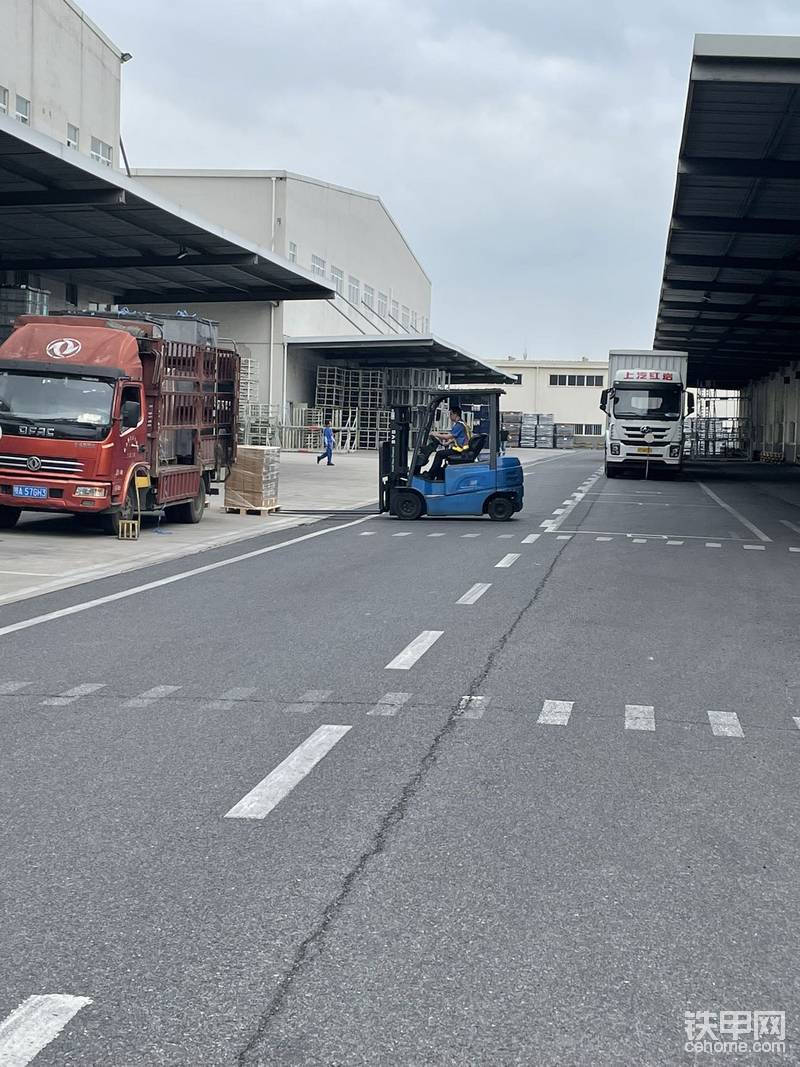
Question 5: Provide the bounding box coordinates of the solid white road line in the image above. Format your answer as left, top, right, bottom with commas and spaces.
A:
224, 724, 351, 820
521, 534, 540, 544
742, 544, 766, 551
537, 700, 573, 726
0, 515, 375, 642
209, 687, 258, 711
696, 481, 771, 542
284, 689, 332, 714
705, 542, 722, 549
457, 695, 487, 719
42, 683, 105, 707
707, 710, 744, 738
385, 630, 444, 670
625, 704, 655, 731
495, 553, 520, 568
780, 519, 800, 536
124, 685, 181, 708
0, 994, 92, 1066
457, 582, 492, 605
368, 692, 411, 717
0, 682, 30, 695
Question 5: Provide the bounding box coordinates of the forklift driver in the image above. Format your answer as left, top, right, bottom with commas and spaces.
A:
421, 405, 470, 480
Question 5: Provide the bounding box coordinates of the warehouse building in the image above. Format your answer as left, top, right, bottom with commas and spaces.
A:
488, 357, 607, 443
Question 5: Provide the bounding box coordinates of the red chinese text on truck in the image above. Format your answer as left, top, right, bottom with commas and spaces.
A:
0, 312, 238, 534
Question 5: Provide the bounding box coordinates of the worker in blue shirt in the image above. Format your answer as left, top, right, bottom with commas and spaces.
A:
427, 405, 470, 479
316, 420, 335, 466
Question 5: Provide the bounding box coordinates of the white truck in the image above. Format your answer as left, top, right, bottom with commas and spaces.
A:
601, 350, 693, 478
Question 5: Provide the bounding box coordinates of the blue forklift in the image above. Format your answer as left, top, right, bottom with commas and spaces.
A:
379, 387, 524, 521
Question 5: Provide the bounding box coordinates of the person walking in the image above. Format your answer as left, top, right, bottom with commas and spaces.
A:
316, 419, 335, 466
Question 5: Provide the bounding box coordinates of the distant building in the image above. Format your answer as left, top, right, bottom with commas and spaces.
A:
133, 170, 432, 416
489, 357, 608, 441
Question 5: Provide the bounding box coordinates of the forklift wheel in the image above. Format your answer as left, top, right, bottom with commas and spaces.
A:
486, 496, 515, 521
395, 492, 424, 521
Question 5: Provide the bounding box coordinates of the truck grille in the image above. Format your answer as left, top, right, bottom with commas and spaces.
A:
622, 426, 670, 443
0, 453, 85, 476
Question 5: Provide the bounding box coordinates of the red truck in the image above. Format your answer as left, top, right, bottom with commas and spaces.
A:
0, 312, 238, 534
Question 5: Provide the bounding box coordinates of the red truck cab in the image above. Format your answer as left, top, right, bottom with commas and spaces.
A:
0, 313, 238, 533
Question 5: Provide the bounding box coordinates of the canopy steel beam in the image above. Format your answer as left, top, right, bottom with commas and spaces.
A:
0, 189, 126, 208
0, 252, 260, 272
672, 214, 800, 236
659, 299, 800, 315
678, 157, 800, 179
116, 285, 315, 303
662, 279, 800, 297
667, 253, 800, 272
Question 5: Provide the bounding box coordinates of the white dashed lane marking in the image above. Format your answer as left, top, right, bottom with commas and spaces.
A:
367, 692, 411, 717
705, 542, 722, 549
124, 685, 181, 708
0, 681, 30, 695
457, 696, 488, 719
781, 519, 800, 536
707, 710, 744, 738
224, 724, 352, 820
392, 532, 412, 537
284, 690, 332, 714
521, 534, 540, 544
743, 544, 765, 551
385, 630, 444, 670
537, 700, 573, 726
457, 583, 492, 605
461, 533, 481, 538
625, 704, 655, 731
427, 532, 446, 537
667, 540, 684, 546
0, 994, 92, 1066
42, 683, 106, 707
495, 553, 520, 568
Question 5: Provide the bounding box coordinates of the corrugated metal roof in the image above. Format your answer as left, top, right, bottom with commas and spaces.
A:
655, 35, 800, 386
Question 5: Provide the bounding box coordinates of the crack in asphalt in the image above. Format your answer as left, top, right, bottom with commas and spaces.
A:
237, 472, 603, 1064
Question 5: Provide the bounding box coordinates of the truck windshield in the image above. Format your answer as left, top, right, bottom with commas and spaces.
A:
612, 385, 681, 421
0, 370, 114, 440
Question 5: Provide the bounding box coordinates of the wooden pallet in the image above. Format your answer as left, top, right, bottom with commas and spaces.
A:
225, 503, 280, 516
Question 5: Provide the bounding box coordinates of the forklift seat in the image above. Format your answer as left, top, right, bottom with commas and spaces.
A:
448, 432, 488, 465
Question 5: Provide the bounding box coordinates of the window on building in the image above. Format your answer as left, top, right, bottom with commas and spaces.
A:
567, 374, 576, 386
589, 374, 604, 386
331, 266, 344, 295
377, 291, 388, 318
90, 136, 112, 166
0, 87, 8, 114
410, 310, 418, 331
391, 299, 399, 322
15, 95, 30, 125
510, 373, 523, 385
310, 254, 326, 277
401, 305, 410, 328
574, 424, 584, 435
288, 241, 297, 263
363, 284, 374, 309
575, 374, 585, 386
66, 123, 79, 149
348, 275, 360, 305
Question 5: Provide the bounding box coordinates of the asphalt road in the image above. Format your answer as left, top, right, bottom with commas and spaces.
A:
1, 451, 799, 1065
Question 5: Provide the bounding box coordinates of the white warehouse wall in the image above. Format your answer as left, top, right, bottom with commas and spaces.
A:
490, 358, 609, 431
0, 0, 121, 164
750, 363, 800, 463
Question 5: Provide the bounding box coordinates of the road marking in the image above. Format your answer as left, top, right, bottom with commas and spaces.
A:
0, 994, 92, 1066
556, 535, 572, 540
457, 695, 487, 719
368, 692, 411, 717
521, 534, 540, 544
284, 689, 331, 714
0, 570, 62, 577
0, 682, 30, 695
791, 547, 800, 554
359, 531, 376, 536
794, 716, 800, 731
666, 540, 684, 546
0, 515, 376, 641
707, 710, 744, 738
625, 704, 655, 731
209, 687, 258, 711
125, 684, 181, 708
461, 533, 481, 538
42, 683, 105, 707
495, 553, 520, 568
705, 542, 722, 549
224, 724, 351, 820
457, 582, 492, 605
596, 536, 613, 542
392, 531, 412, 537
497, 534, 514, 539
742, 544, 765, 551
385, 630, 444, 669
537, 699, 573, 726
780, 519, 800, 536
427, 532, 446, 537
696, 481, 771, 542
632, 538, 647, 544
552, 508, 565, 515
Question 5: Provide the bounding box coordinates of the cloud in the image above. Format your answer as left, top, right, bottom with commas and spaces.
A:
88, 0, 800, 358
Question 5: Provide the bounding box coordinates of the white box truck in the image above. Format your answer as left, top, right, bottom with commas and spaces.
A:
601, 350, 693, 477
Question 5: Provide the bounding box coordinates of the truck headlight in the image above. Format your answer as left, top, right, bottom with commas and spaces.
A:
74, 485, 107, 498
669, 445, 681, 458
610, 443, 621, 456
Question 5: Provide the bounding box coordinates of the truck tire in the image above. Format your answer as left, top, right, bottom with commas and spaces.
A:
486, 495, 515, 521
100, 484, 136, 536
171, 479, 206, 524
0, 505, 21, 529
394, 491, 424, 521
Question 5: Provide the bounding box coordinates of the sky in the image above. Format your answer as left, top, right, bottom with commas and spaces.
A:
86, 0, 800, 361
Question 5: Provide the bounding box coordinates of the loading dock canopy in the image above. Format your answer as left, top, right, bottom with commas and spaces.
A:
0, 116, 333, 305
287, 334, 515, 385
655, 35, 800, 387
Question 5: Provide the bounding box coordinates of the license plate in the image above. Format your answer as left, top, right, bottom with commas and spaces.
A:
12, 485, 48, 499
636, 447, 653, 455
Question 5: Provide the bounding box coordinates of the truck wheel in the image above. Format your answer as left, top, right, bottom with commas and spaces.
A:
100, 484, 136, 536
395, 491, 424, 521
486, 496, 514, 521
604, 463, 618, 479
171, 479, 206, 524
0, 505, 21, 529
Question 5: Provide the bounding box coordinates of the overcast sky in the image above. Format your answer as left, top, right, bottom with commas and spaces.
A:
87, 0, 800, 361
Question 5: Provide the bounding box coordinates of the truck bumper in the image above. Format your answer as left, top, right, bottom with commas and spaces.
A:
606, 446, 682, 470
0, 476, 112, 512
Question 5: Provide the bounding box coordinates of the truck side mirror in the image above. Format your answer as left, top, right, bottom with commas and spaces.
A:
600, 389, 608, 413
121, 399, 141, 429
687, 394, 695, 415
